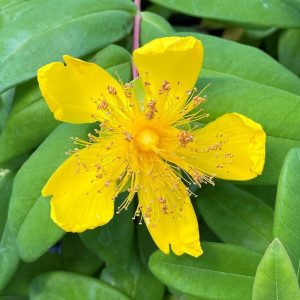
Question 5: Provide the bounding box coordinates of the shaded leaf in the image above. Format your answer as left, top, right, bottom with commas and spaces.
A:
0, 296, 28, 300
80, 193, 134, 267
62, 233, 103, 276
137, 222, 158, 270
101, 254, 164, 300
0, 253, 61, 296
16, 195, 64, 262
196, 183, 273, 253
0, 80, 59, 166
149, 242, 262, 299
253, 238, 300, 300
238, 184, 277, 208
88, 44, 132, 83
278, 29, 300, 75
29, 271, 131, 300
140, 11, 174, 45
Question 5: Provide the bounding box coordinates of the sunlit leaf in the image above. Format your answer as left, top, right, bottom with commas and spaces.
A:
149, 242, 262, 299
149, 0, 300, 29
273, 148, 300, 282
0, 170, 18, 292
253, 239, 300, 300
0, 0, 136, 92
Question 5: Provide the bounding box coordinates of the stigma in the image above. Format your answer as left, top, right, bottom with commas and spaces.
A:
136, 128, 159, 152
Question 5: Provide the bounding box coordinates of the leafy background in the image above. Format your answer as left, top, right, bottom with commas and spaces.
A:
1, 0, 300, 299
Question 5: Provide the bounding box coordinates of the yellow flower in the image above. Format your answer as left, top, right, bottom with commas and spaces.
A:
37, 36, 266, 257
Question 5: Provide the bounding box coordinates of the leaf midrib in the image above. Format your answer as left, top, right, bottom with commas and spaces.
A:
153, 259, 255, 279
0, 9, 133, 64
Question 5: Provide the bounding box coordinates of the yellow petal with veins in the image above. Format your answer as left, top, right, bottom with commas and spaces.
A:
137, 155, 202, 257
38, 55, 125, 124
176, 113, 266, 181
42, 136, 128, 232
133, 36, 203, 123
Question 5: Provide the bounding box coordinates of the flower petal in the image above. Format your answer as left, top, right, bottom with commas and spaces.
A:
133, 37, 203, 120
137, 157, 202, 257
177, 113, 266, 181
42, 137, 128, 232
38, 55, 126, 124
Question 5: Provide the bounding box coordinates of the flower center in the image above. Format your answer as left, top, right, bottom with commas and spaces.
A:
136, 128, 159, 152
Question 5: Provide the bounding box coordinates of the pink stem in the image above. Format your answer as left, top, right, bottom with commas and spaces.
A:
132, 0, 141, 79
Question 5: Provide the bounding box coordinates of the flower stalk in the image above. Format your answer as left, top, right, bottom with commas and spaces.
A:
132, 0, 141, 79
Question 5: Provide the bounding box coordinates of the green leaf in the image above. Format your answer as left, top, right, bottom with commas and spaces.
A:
0, 80, 59, 166
196, 183, 273, 253
0, 0, 136, 92
253, 238, 300, 300
149, 0, 300, 29
16, 195, 64, 262
180, 32, 300, 96
101, 221, 164, 300
101, 254, 164, 300
80, 193, 134, 267
279, 29, 300, 75
147, 4, 173, 19
137, 222, 158, 270
260, 136, 300, 185
140, 11, 174, 45
8, 123, 95, 236
0, 227, 19, 293
0, 296, 28, 300
273, 148, 300, 280
245, 27, 277, 40
89, 44, 132, 83
62, 233, 103, 276
0, 44, 132, 166
149, 242, 262, 299
29, 271, 131, 300
0, 0, 35, 28
238, 184, 277, 208
1, 253, 62, 296
0, 170, 19, 292
0, 89, 14, 132
0, 170, 15, 236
